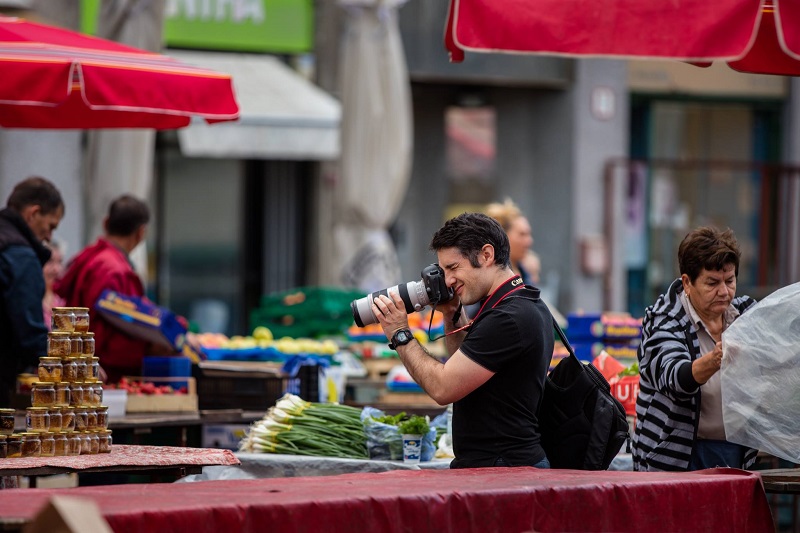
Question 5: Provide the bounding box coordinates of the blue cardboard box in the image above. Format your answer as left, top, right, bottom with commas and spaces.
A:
95, 290, 187, 351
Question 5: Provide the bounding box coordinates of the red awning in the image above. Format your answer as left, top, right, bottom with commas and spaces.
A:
0, 15, 239, 129
446, 0, 800, 76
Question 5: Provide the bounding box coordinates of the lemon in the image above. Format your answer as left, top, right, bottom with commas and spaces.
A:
253, 326, 273, 341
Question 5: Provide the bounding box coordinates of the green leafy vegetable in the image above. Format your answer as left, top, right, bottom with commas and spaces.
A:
397, 415, 430, 436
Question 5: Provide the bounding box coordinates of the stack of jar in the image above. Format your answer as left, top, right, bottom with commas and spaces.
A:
2, 307, 113, 458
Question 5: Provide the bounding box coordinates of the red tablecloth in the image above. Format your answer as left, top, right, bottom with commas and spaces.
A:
0, 445, 238, 473
0, 467, 774, 532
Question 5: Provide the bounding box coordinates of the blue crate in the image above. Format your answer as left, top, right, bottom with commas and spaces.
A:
142, 356, 192, 389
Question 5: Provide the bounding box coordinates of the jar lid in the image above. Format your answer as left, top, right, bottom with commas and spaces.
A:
48, 331, 71, 337
73, 307, 90, 312
0, 408, 15, 414
32, 381, 56, 387
82, 332, 95, 338
26, 406, 50, 411
6, 434, 23, 440
0, 435, 6, 440
54, 382, 70, 387
51, 307, 73, 312
19, 432, 40, 438
39, 356, 62, 362
59, 406, 75, 411
96, 406, 108, 410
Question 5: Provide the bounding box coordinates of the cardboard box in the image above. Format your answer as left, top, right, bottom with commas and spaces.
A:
95, 290, 186, 351
124, 377, 199, 413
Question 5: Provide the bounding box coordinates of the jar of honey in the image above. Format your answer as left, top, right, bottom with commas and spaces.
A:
47, 331, 71, 357
51, 307, 75, 332
31, 382, 56, 407
0, 408, 15, 435
73, 307, 90, 332
38, 357, 63, 382
25, 407, 50, 433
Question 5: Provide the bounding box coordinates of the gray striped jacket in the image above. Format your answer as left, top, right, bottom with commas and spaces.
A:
631, 278, 757, 472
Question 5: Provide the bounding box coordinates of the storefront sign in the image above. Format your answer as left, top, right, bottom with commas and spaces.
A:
81, 0, 313, 53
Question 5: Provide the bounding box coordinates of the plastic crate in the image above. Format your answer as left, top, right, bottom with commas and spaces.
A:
194, 366, 287, 411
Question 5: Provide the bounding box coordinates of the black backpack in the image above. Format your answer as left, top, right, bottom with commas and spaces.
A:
538, 317, 630, 470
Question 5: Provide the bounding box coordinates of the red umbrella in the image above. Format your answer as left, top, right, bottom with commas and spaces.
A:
445, 0, 800, 76
0, 15, 239, 129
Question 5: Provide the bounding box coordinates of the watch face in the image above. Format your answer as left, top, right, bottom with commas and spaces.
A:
397, 330, 412, 343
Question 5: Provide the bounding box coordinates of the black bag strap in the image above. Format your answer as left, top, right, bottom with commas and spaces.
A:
550, 315, 613, 391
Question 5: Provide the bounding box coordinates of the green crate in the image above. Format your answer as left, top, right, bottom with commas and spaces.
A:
257, 286, 364, 320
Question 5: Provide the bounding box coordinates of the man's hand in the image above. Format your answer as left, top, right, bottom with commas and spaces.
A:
371, 292, 411, 340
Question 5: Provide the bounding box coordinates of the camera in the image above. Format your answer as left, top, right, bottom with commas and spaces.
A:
350, 264, 454, 327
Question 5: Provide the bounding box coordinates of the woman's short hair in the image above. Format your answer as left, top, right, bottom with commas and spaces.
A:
678, 226, 741, 281
485, 198, 522, 231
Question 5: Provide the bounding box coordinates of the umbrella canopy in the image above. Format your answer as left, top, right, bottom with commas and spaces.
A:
445, 0, 800, 76
0, 15, 239, 129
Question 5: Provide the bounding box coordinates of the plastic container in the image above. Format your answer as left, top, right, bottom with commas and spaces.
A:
51, 308, 75, 332
0, 435, 6, 459
0, 408, 14, 435
38, 357, 63, 382
104, 389, 127, 418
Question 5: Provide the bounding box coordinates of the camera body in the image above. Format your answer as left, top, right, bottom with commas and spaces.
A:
350, 264, 454, 327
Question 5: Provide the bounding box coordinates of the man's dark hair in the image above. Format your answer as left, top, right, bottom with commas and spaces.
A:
6, 176, 64, 215
106, 195, 150, 237
430, 212, 511, 268
678, 226, 741, 281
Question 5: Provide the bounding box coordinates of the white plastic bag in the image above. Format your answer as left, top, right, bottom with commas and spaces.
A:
722, 282, 800, 462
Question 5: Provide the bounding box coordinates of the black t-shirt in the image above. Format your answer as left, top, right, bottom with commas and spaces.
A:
450, 284, 554, 469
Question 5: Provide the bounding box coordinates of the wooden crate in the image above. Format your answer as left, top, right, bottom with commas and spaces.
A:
124, 377, 199, 413
363, 358, 402, 380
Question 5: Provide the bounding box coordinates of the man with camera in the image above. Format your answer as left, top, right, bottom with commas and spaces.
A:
371, 212, 554, 469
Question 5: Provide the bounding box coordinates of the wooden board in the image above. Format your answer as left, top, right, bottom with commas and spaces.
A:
124, 377, 199, 413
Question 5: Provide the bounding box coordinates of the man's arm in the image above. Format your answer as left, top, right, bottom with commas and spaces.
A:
372, 292, 493, 405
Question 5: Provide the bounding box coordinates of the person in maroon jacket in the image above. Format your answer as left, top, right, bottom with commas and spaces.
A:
55, 195, 150, 384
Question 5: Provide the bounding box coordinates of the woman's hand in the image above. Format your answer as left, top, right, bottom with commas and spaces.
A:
692, 341, 723, 384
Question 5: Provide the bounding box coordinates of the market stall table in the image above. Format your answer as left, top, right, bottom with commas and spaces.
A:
0, 445, 239, 486
0, 467, 774, 532
181, 452, 634, 482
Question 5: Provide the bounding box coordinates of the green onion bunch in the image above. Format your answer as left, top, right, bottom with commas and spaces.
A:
240, 393, 369, 459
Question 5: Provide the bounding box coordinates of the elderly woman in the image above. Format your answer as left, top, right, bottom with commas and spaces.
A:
632, 226, 758, 472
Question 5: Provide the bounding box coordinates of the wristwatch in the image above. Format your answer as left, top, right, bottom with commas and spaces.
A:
388, 329, 414, 350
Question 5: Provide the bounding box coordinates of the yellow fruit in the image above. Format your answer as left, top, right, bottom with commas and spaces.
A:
253, 326, 273, 341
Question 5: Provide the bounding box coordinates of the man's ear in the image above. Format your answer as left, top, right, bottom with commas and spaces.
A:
481, 243, 495, 265
20, 204, 40, 222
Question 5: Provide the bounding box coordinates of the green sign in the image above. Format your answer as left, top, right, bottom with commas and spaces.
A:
81, 0, 313, 53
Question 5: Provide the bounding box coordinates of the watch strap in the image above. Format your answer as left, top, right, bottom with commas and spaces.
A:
388, 329, 413, 350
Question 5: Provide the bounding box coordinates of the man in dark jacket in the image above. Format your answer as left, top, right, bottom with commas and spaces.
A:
0, 177, 64, 406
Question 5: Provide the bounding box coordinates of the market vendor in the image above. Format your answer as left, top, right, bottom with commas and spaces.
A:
371, 213, 554, 469
632, 226, 758, 472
